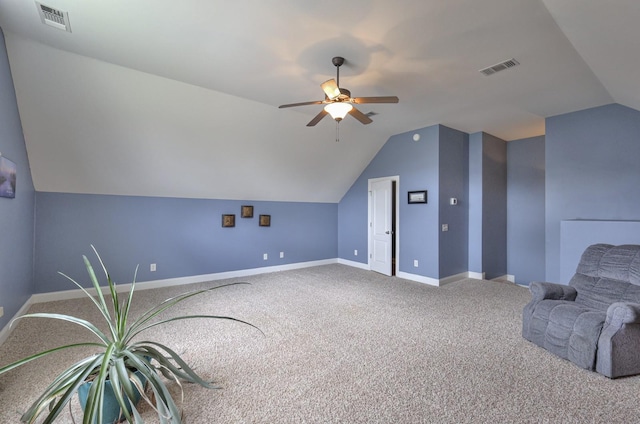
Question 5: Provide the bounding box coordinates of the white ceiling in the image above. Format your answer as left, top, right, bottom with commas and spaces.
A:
0, 0, 635, 203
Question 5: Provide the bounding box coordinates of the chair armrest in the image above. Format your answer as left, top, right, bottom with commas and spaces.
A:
606, 302, 640, 326
529, 281, 577, 302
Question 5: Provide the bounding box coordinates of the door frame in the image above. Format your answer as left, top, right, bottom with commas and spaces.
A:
368, 176, 400, 276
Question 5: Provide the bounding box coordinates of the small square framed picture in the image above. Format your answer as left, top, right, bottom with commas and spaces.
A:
241, 205, 254, 218
408, 190, 427, 204
222, 214, 235, 227
259, 214, 271, 227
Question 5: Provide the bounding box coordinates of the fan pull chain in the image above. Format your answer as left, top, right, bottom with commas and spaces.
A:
336, 121, 340, 142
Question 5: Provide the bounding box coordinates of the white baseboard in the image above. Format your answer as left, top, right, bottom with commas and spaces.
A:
337, 258, 369, 270
397, 271, 484, 287
468, 271, 485, 280
397, 271, 440, 286
0, 297, 35, 346
30, 259, 339, 304
439, 272, 472, 286
490, 274, 529, 288
1, 259, 338, 345
491, 274, 516, 283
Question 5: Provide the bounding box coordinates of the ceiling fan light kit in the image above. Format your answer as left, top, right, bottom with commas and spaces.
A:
279, 56, 399, 128
324, 102, 353, 121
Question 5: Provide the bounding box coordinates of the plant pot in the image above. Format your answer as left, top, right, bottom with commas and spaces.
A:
78, 370, 146, 424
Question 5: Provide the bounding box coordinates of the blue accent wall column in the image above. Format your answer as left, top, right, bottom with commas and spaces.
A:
545, 104, 640, 282
438, 126, 469, 277
468, 132, 507, 279
507, 136, 545, 285
0, 28, 36, 328
34, 193, 337, 293
482, 133, 507, 279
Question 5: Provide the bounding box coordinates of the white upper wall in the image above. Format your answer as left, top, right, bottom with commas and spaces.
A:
0, 0, 632, 202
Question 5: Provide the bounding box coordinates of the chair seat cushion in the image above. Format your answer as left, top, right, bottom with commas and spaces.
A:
544, 303, 606, 370
525, 299, 570, 347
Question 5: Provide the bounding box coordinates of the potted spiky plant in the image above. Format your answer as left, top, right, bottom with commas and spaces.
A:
0, 246, 258, 423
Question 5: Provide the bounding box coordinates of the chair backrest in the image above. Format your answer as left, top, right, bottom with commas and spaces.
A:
569, 244, 640, 311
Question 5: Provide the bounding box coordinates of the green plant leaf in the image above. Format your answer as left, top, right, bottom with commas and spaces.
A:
31, 355, 102, 424
126, 345, 197, 387
83, 343, 117, 424
12, 312, 111, 345
108, 363, 138, 424
83, 252, 113, 322
2, 247, 261, 424
0, 343, 103, 375
58, 270, 117, 341
126, 282, 251, 341
127, 354, 182, 421
131, 314, 263, 341
90, 245, 120, 319
131, 342, 219, 389
119, 264, 138, 338
113, 356, 136, 401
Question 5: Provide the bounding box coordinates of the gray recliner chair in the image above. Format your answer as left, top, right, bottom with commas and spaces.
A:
522, 244, 640, 378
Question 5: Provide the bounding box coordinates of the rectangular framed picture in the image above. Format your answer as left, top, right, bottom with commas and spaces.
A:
259, 214, 271, 227
0, 156, 17, 199
408, 190, 427, 204
222, 214, 236, 227
241, 205, 254, 218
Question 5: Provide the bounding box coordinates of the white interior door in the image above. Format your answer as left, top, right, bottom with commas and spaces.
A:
370, 179, 393, 276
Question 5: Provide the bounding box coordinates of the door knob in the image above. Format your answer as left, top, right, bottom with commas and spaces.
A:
385, 231, 390, 234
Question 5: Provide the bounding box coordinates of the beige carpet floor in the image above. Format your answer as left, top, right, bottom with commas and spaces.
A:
1, 264, 640, 423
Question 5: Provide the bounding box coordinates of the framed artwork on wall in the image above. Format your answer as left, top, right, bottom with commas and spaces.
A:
222, 214, 235, 227
259, 215, 271, 227
408, 190, 427, 204
0, 156, 16, 199
241, 205, 254, 218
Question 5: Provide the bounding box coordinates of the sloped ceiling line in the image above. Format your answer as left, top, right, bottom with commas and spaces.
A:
0, 0, 631, 202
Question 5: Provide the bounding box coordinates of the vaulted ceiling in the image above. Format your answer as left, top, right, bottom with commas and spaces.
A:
0, 1, 637, 203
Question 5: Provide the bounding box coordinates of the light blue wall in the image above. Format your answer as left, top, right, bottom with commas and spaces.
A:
507, 135, 545, 285
0, 28, 36, 328
338, 125, 440, 276
338, 124, 470, 280
545, 103, 640, 282
438, 126, 469, 277
560, 220, 640, 284
468, 133, 483, 273
34, 193, 337, 292
398, 127, 440, 277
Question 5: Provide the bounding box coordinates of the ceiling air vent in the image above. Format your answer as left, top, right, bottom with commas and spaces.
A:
35, 2, 71, 32
479, 58, 519, 76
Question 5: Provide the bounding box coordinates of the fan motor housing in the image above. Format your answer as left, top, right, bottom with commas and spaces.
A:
337, 88, 351, 100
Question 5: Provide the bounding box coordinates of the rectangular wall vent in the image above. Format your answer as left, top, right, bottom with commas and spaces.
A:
479, 58, 519, 76
36, 2, 71, 32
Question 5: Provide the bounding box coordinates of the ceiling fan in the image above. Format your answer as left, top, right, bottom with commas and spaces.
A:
279, 56, 399, 127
